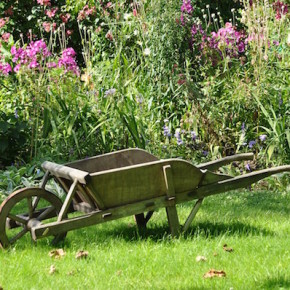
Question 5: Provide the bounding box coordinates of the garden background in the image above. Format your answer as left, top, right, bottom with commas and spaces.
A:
0, 0, 289, 288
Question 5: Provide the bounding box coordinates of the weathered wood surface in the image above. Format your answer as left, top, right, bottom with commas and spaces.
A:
188, 165, 290, 200
183, 198, 203, 232
42, 161, 90, 184
197, 153, 254, 171
67, 148, 159, 173
31, 195, 176, 240
88, 159, 204, 208
163, 165, 180, 237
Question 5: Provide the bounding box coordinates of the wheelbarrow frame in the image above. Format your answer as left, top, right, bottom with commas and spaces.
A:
0, 148, 289, 248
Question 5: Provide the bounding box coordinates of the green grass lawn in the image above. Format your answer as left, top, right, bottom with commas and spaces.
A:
0, 190, 289, 290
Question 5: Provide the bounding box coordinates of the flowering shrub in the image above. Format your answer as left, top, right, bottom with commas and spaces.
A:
3, 40, 79, 75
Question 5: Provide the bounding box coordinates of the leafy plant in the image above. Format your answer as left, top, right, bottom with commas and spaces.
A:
0, 111, 29, 167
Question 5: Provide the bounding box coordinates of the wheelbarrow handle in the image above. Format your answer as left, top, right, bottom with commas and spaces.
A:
197, 153, 254, 171
190, 165, 290, 199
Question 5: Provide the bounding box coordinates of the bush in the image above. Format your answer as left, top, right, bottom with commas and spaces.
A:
0, 111, 29, 167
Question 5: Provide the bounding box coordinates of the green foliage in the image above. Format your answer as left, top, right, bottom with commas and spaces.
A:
0, 111, 29, 167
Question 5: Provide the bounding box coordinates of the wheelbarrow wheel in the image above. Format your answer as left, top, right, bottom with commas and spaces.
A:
0, 187, 67, 248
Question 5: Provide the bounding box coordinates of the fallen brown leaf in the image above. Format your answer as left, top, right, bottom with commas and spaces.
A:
223, 244, 234, 252
76, 250, 89, 259
116, 270, 122, 276
49, 265, 57, 275
213, 252, 218, 256
67, 270, 76, 276
196, 255, 207, 262
0, 285, 3, 290
203, 269, 226, 278
49, 249, 66, 259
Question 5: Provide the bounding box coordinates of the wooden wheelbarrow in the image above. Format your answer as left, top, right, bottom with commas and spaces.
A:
0, 148, 289, 248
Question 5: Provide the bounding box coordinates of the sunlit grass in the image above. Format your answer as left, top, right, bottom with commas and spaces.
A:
0, 190, 289, 289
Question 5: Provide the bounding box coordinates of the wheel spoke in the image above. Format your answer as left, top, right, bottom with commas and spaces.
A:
27, 197, 33, 218
9, 227, 28, 244
32, 196, 40, 211
37, 206, 55, 221
8, 213, 27, 225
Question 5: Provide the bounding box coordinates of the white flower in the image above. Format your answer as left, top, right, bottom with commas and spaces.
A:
143, 48, 151, 56
124, 13, 132, 21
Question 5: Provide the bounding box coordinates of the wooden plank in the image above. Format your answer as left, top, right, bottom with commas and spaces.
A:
58, 179, 78, 222
188, 165, 290, 200
42, 161, 90, 184
66, 148, 159, 173
31, 195, 174, 240
88, 159, 203, 208
40, 171, 50, 189
197, 153, 254, 171
163, 165, 180, 237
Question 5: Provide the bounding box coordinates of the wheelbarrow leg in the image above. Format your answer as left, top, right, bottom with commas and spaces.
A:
135, 211, 154, 228
183, 198, 203, 232
163, 165, 180, 237
135, 213, 146, 228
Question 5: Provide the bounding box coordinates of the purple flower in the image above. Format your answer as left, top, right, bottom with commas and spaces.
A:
202, 150, 209, 156
163, 125, 171, 137
273, 40, 280, 46
174, 130, 183, 145
241, 122, 246, 131
248, 140, 256, 148
0, 62, 12, 75
191, 131, 197, 141
259, 134, 267, 142
14, 109, 19, 119
245, 163, 251, 171
47, 62, 57, 68
181, 0, 193, 14
58, 47, 79, 75
104, 88, 116, 97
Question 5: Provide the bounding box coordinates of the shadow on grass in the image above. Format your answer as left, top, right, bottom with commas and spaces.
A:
61, 219, 273, 246
260, 275, 290, 289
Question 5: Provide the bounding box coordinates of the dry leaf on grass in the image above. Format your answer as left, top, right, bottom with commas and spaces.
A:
213, 252, 218, 256
49, 249, 66, 259
67, 270, 76, 276
76, 250, 89, 259
49, 265, 57, 275
223, 244, 234, 252
0, 285, 3, 290
196, 255, 207, 262
203, 269, 226, 278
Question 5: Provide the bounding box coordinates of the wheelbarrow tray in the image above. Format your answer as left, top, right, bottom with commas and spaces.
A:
0, 148, 289, 248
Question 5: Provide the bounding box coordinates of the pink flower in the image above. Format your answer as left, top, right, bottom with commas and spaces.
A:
60, 13, 70, 23
43, 22, 51, 32
66, 29, 73, 36
14, 64, 21, 73
181, 0, 193, 14
0, 17, 9, 28
2, 33, 11, 42
58, 47, 79, 75
273, 1, 288, 20
47, 62, 57, 68
133, 8, 138, 17
37, 0, 51, 6
29, 60, 39, 69
0, 62, 12, 75
45, 7, 58, 18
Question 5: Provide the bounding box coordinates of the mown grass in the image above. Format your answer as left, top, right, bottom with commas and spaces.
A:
0, 190, 289, 290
